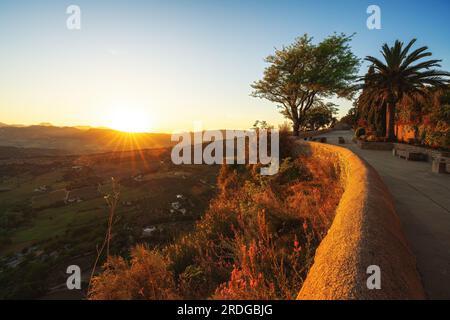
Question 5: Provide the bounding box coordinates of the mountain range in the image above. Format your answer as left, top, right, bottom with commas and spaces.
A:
0, 124, 173, 155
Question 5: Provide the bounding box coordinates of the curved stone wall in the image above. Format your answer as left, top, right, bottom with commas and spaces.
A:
297, 142, 425, 300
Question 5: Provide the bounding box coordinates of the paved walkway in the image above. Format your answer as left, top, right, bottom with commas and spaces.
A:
314, 130, 450, 299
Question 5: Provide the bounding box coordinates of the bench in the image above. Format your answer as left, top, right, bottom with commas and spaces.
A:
396, 150, 427, 161
432, 157, 449, 174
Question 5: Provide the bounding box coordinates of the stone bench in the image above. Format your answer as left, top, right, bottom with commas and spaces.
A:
396, 149, 427, 161
432, 156, 449, 174
357, 140, 393, 150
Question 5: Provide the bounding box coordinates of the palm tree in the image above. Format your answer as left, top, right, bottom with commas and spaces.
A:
358, 65, 387, 137
362, 39, 450, 141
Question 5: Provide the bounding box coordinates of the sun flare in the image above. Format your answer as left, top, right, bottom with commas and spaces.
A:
106, 108, 152, 133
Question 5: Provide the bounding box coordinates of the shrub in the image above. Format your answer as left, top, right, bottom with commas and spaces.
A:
88, 245, 179, 300
279, 124, 297, 159
178, 265, 210, 299
423, 121, 450, 149
213, 211, 318, 300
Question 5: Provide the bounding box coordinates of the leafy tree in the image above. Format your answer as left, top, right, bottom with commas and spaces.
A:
420, 86, 450, 148
252, 120, 273, 130
251, 33, 360, 136
340, 106, 358, 128
303, 101, 338, 131
362, 39, 450, 141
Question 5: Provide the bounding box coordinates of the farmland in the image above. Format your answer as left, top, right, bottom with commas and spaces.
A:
0, 147, 219, 299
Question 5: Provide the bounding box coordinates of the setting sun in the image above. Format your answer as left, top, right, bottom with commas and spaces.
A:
1, 0, 449, 303
106, 108, 153, 133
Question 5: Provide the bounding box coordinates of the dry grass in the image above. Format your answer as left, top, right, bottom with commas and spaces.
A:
88, 134, 343, 300
88, 245, 179, 300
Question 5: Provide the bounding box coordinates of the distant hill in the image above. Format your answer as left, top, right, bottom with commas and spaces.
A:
0, 146, 71, 159
0, 122, 26, 128
0, 125, 174, 154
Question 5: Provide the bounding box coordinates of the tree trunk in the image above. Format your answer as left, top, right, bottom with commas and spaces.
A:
386, 102, 396, 141
292, 121, 300, 136
414, 126, 419, 142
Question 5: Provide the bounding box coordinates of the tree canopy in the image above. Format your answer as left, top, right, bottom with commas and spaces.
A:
302, 101, 338, 131
361, 39, 450, 140
251, 33, 360, 135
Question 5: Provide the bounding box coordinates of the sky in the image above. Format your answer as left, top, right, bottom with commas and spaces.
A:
0, 0, 449, 132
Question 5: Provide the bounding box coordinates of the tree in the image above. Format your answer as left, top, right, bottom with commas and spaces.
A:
356, 65, 387, 136
252, 120, 273, 130
362, 39, 450, 141
303, 101, 338, 131
340, 106, 358, 128
251, 33, 360, 136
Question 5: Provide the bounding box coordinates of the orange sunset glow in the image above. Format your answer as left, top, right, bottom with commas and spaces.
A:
0, 0, 449, 306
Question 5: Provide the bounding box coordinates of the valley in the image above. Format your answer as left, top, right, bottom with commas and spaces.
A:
0, 145, 219, 299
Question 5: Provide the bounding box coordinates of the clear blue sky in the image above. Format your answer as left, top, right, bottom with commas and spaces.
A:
1, 0, 449, 132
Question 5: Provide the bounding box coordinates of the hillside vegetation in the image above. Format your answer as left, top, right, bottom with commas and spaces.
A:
89, 136, 344, 299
